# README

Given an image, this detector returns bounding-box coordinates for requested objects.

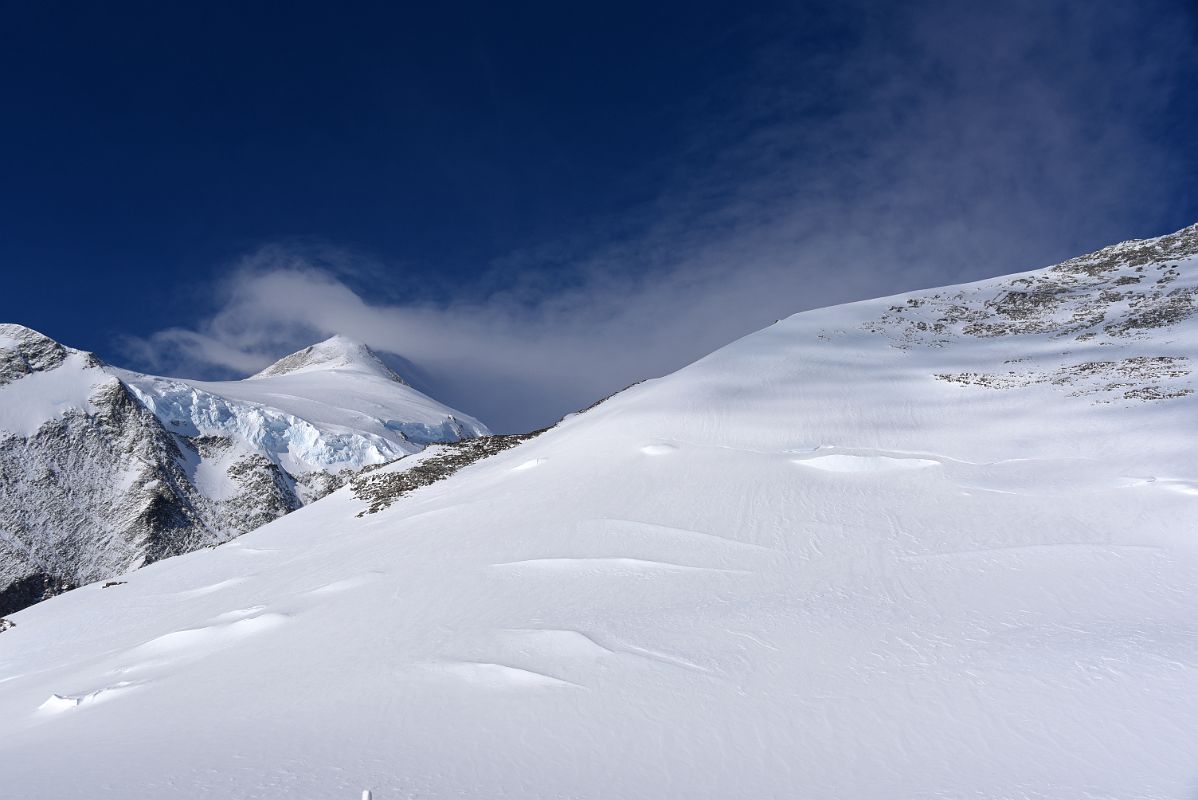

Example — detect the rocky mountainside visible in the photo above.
[2,224,1198,798]
[0,328,487,615]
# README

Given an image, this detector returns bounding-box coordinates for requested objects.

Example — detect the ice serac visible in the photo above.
[2,225,1198,798]
[0,329,487,615]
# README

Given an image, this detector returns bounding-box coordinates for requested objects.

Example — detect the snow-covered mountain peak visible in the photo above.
[0,321,63,344]
[0,323,101,384]
[0,326,488,618]
[0,322,53,347]
[249,335,404,383]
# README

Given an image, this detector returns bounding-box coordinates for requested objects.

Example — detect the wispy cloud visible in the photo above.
[123,1,1197,431]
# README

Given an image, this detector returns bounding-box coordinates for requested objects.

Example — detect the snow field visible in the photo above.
[2,230,1198,797]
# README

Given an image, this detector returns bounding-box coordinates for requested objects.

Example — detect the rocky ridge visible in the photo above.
[853,223,1198,403]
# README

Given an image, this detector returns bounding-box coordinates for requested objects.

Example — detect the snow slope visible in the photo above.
[2,225,1197,798]
[0,329,486,614]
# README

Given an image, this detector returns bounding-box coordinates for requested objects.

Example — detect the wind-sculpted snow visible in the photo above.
[2,225,1198,798]
[0,331,487,615]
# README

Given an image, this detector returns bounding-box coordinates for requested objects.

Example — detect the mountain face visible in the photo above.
[2,225,1198,799]
[0,328,487,615]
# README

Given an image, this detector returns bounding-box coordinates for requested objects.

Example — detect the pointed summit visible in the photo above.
[0,322,101,382]
[249,335,406,383]
[0,323,60,348]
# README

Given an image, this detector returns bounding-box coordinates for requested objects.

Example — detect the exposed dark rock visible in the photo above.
[353,433,543,515]
[935,356,1191,403]
[0,573,75,617]
[0,325,76,386]
[1123,386,1194,400]
[864,224,1198,349]
[1104,289,1197,337]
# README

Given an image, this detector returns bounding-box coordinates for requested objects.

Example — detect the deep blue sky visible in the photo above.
[3,1,1197,429]
[2,2,793,336]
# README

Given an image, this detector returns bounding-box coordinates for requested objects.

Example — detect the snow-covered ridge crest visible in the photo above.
[0,329,488,616]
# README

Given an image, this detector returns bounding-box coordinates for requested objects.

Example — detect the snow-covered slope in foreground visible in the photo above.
[3,225,1198,798]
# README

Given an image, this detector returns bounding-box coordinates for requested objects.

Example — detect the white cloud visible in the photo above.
[123,1,1194,431]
